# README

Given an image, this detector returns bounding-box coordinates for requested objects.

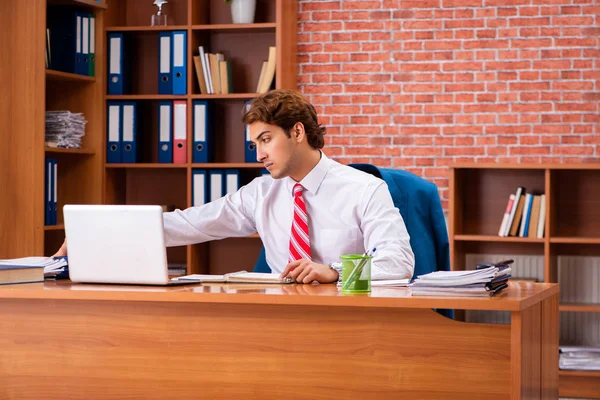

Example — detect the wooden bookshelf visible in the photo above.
[0,1,104,258]
[449,164,600,398]
[46,69,96,82]
[103,0,295,275]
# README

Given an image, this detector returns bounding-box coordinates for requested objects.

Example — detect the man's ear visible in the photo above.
[293,122,305,141]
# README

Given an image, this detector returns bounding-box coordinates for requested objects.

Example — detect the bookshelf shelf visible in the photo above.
[191,23,276,32]
[44,224,65,231]
[106,164,188,169]
[47,0,107,10]
[191,163,263,169]
[453,234,545,243]
[559,370,600,399]
[559,303,600,313]
[105,95,187,101]
[560,370,600,378]
[46,69,96,83]
[190,93,258,100]
[105,25,188,32]
[551,237,600,244]
[45,147,96,155]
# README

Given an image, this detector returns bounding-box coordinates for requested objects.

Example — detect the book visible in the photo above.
[0,256,68,280]
[172,271,293,284]
[257,46,276,93]
[537,194,546,238]
[498,193,515,237]
[527,195,542,238]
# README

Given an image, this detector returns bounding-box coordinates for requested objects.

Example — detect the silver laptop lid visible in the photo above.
[63,204,169,285]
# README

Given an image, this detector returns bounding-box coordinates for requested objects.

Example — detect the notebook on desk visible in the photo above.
[63,204,204,286]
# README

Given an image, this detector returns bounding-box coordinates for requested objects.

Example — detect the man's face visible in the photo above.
[249,122,299,179]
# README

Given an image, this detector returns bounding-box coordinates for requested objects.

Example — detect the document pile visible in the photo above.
[410,262,512,297]
[0,256,68,284]
[45,111,87,149]
[559,346,600,371]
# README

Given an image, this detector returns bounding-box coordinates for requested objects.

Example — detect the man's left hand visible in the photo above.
[280,259,338,284]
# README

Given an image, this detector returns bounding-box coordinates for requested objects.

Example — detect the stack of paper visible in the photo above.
[410,266,511,297]
[560,346,600,371]
[0,256,67,278]
[45,111,87,149]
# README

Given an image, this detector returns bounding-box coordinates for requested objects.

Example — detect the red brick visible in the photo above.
[400,0,440,8]
[519,6,540,16]
[510,146,551,155]
[445,147,486,156]
[443,126,483,134]
[511,38,552,48]
[341,1,381,10]
[443,0,482,6]
[553,16,594,26]
[552,146,594,156]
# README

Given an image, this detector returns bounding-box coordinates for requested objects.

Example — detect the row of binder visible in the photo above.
[192,169,270,207]
[192,169,240,207]
[47,8,96,76]
[158,100,213,164]
[45,159,58,226]
[108,31,187,95]
[107,100,257,164]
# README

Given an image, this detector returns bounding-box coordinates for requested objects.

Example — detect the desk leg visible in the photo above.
[541,293,559,399]
[510,293,559,400]
[511,302,542,400]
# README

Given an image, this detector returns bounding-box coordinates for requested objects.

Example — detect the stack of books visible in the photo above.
[498,186,546,238]
[45,111,87,149]
[559,346,600,371]
[410,263,512,297]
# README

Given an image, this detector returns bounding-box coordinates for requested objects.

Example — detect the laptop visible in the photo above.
[63,204,201,286]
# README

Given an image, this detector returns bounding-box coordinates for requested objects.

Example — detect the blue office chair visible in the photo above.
[253,163,450,280]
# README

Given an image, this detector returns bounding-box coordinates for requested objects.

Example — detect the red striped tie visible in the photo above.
[289,183,311,262]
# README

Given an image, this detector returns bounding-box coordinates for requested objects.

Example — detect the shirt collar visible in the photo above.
[287,151,331,195]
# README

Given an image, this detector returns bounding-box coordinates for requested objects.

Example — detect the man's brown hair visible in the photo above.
[242,89,326,149]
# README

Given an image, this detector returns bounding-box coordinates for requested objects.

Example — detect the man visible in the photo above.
[55,89,414,283]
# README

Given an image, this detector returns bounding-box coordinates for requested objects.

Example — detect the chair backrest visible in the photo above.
[253,164,450,277]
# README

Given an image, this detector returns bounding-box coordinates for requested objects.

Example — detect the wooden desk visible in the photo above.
[0,281,558,399]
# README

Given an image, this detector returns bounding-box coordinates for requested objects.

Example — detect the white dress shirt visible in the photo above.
[163,152,415,280]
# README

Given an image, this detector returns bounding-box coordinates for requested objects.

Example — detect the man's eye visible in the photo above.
[263,138,270,143]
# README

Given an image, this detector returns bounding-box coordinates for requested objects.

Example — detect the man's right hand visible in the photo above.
[53,239,67,257]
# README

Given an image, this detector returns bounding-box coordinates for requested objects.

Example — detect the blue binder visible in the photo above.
[243,101,256,162]
[192,169,208,207]
[172,31,187,95]
[106,101,122,163]
[225,170,240,195]
[209,170,224,202]
[108,33,124,94]
[158,32,172,94]
[80,14,90,76]
[158,101,173,163]
[45,159,52,226]
[51,159,58,225]
[121,102,138,163]
[192,100,212,163]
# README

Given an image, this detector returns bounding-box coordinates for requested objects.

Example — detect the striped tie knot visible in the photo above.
[293,183,304,197]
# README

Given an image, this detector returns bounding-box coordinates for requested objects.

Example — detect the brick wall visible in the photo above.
[296,0,600,209]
